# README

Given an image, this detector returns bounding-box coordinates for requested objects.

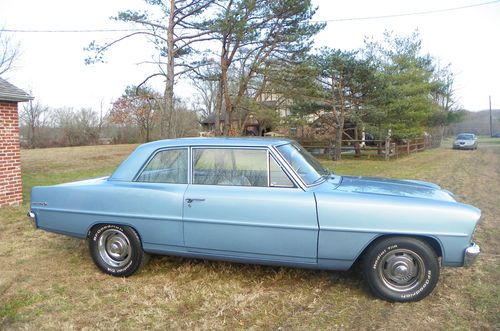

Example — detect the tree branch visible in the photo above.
[136,73,167,91]
[87,31,165,63]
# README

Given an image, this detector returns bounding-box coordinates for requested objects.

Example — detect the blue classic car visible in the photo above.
[28,138,481,302]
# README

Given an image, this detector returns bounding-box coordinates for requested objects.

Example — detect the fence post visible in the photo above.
[384,136,390,160]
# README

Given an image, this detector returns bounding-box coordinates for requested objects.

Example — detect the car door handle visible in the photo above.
[185,198,205,204]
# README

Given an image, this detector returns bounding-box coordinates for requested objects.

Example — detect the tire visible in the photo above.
[89,224,148,277]
[362,237,440,302]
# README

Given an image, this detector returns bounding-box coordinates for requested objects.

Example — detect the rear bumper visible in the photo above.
[463,243,480,267]
[27,211,37,229]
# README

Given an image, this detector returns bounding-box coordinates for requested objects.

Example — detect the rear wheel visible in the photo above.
[89,224,148,277]
[363,237,440,302]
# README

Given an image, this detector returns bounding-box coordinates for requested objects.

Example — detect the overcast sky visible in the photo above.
[1,0,499,112]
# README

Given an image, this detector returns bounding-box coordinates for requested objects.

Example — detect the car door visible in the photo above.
[183,147,318,264]
[130,147,189,247]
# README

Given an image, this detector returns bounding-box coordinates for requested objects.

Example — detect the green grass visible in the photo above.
[0,141,499,330]
[20,144,137,202]
[477,136,500,145]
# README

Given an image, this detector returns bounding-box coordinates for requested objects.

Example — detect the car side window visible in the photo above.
[136,148,188,184]
[193,148,267,186]
[269,156,294,187]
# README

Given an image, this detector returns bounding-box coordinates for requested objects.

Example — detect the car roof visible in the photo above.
[138,137,294,149]
[110,137,294,181]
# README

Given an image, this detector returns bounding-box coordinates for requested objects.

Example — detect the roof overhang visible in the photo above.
[0,77,34,102]
[0,93,34,102]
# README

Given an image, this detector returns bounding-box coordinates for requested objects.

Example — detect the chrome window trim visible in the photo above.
[273,142,326,190]
[269,144,307,190]
[188,146,193,184]
[272,143,327,188]
[132,147,189,183]
[268,153,296,188]
[266,149,271,187]
[190,146,270,188]
[132,144,307,189]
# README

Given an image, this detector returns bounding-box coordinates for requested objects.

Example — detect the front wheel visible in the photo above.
[89,224,148,277]
[363,237,440,302]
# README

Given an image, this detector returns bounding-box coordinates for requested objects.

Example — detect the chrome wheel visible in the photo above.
[364,237,440,301]
[377,248,425,292]
[98,229,132,268]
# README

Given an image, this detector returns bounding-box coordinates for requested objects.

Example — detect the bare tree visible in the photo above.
[86,0,215,138]
[51,107,100,146]
[191,63,220,119]
[0,29,21,76]
[19,101,49,148]
[432,64,457,112]
[110,86,160,142]
[173,99,200,137]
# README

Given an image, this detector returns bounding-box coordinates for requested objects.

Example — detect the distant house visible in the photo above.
[199,92,361,140]
[199,112,232,134]
[310,113,357,140]
[200,112,264,136]
[0,77,33,206]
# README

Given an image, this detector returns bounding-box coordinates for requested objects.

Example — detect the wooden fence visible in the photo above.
[297,137,432,160]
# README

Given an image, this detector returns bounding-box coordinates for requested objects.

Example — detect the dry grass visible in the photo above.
[0,140,498,330]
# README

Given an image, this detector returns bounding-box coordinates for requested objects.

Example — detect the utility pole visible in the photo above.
[489,96,493,137]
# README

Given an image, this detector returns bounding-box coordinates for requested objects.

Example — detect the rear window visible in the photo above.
[136,148,188,184]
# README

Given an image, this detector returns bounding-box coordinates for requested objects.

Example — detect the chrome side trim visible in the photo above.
[463,243,480,267]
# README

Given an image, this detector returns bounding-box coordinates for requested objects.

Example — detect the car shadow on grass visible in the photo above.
[139,254,370,296]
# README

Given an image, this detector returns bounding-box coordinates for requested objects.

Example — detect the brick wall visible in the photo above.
[0,101,22,206]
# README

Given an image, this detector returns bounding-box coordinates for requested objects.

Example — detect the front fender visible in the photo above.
[314,191,481,267]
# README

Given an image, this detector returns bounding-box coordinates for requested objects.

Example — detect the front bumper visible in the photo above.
[453,145,474,149]
[463,243,480,267]
[27,211,37,228]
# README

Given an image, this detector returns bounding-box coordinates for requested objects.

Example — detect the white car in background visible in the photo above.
[453,133,478,150]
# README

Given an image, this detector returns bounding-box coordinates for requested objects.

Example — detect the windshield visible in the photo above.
[457,134,474,140]
[276,143,329,185]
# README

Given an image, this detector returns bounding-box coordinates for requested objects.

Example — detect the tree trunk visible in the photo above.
[438,125,445,148]
[145,121,150,142]
[223,107,232,136]
[333,123,343,161]
[354,126,361,158]
[221,56,232,136]
[161,0,176,139]
[215,76,223,136]
[29,124,35,148]
[384,135,391,160]
[330,75,345,161]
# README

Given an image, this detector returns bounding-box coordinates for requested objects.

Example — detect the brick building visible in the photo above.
[0,77,32,207]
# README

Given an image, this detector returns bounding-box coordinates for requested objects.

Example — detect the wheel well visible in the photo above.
[86,223,143,244]
[356,234,443,265]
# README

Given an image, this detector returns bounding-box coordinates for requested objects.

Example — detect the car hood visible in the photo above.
[331,176,456,202]
[454,139,475,144]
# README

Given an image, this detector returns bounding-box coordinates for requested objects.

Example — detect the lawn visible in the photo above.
[1,139,499,330]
